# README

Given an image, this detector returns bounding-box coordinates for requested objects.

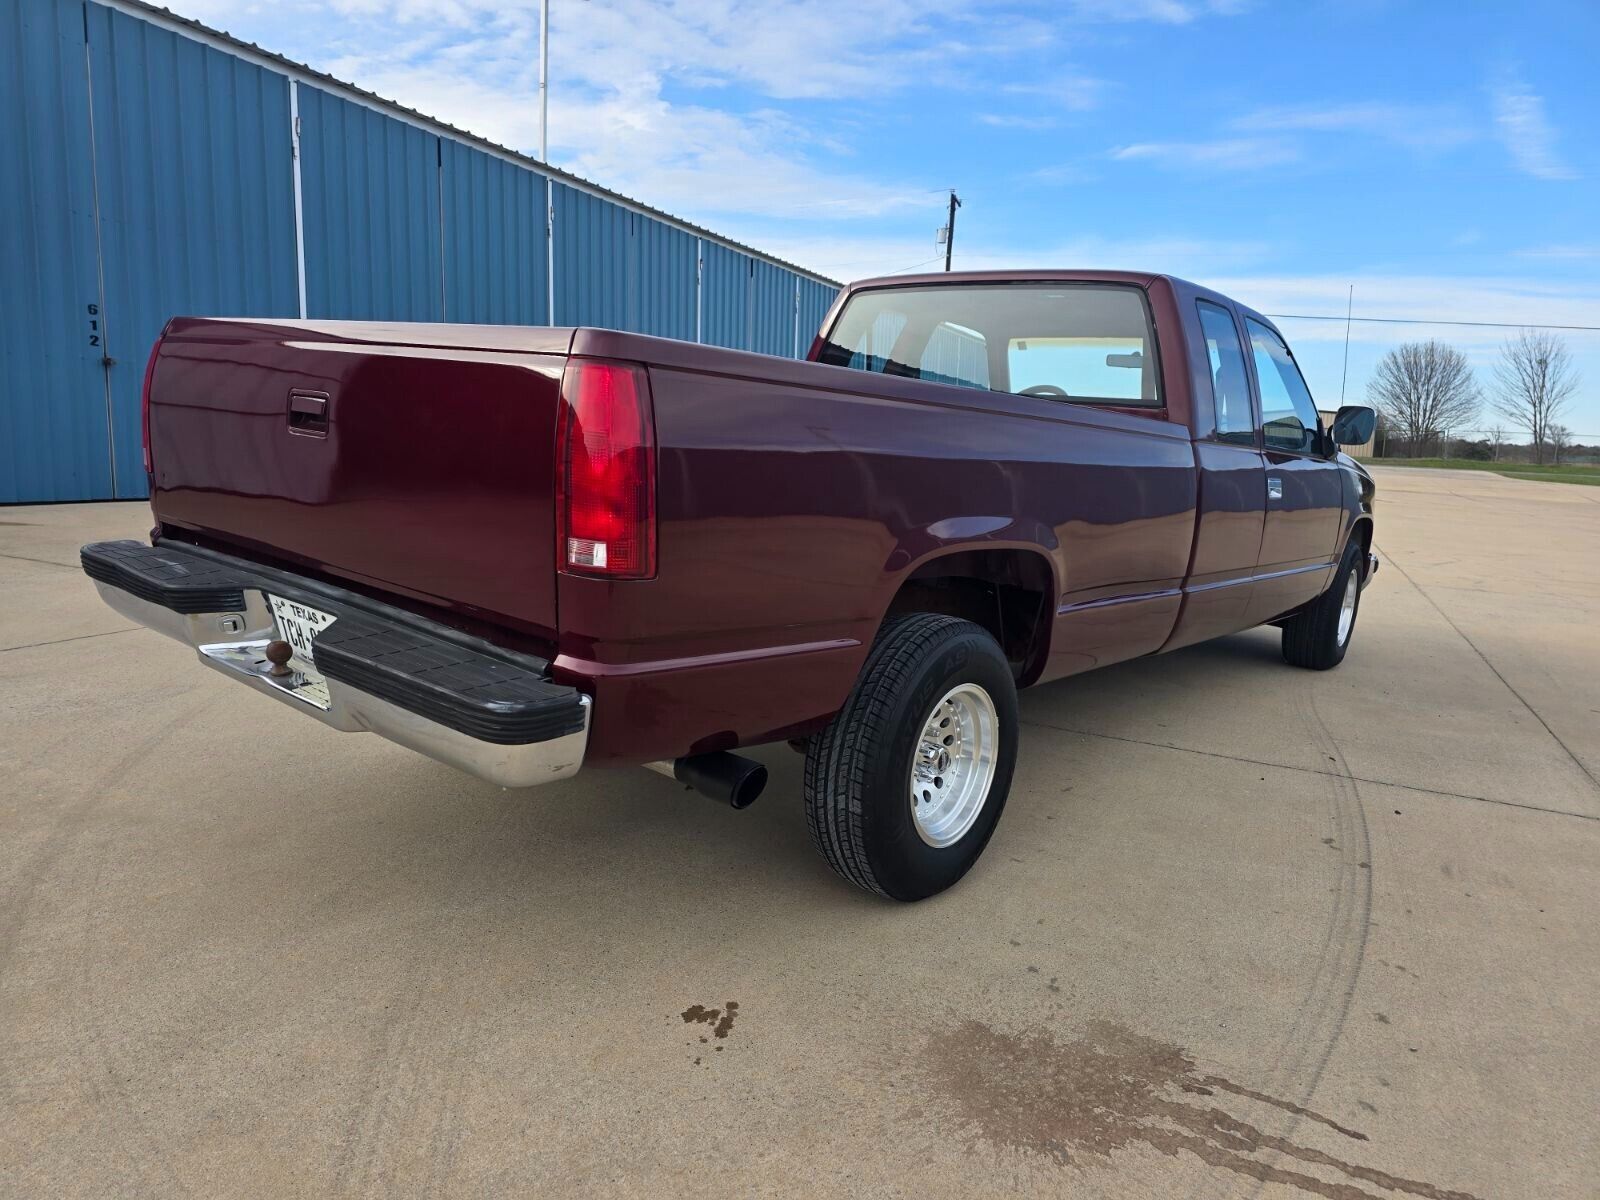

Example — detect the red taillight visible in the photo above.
[557,358,656,578]
[140,338,161,477]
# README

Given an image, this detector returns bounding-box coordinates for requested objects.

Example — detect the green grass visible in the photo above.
[1356,458,1600,486]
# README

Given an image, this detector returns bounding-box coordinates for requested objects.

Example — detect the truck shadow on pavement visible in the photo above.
[918,1017,1483,1200]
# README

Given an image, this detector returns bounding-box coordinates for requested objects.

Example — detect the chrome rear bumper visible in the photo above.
[85,541,589,789]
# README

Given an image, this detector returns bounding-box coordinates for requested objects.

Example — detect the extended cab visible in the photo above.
[83,271,1378,901]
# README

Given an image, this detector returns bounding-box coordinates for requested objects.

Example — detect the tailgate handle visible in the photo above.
[287,390,330,438]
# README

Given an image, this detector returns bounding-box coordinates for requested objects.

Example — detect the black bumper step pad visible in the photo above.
[311,619,585,745]
[81,540,248,614]
[81,539,585,747]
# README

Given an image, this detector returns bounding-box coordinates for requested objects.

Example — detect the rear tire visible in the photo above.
[1281,539,1365,670]
[803,614,1018,902]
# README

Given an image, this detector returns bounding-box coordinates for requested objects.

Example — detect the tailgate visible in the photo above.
[148,318,571,641]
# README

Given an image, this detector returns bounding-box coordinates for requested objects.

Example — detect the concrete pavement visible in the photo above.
[2,467,1597,1198]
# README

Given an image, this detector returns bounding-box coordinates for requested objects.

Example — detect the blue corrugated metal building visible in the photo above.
[1,0,841,503]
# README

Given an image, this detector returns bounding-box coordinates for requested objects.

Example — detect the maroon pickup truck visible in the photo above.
[83,270,1378,901]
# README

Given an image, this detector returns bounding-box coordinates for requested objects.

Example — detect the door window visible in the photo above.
[921,323,990,390]
[1246,318,1322,454]
[1197,301,1255,445]
[846,311,907,374]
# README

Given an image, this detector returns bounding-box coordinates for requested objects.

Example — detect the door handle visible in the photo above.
[287,389,329,438]
[1267,476,1283,501]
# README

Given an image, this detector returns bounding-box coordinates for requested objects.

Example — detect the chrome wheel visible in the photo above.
[1336,570,1359,646]
[910,683,998,848]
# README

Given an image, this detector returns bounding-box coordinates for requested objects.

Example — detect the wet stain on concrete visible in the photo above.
[682,1001,739,1040]
[919,1018,1483,1200]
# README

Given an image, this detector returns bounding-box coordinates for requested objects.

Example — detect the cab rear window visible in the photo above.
[818,283,1162,407]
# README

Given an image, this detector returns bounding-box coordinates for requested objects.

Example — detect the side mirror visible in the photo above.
[1331,405,1376,447]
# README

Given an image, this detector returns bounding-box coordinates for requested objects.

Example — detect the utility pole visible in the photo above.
[943,190,961,271]
[539,0,550,161]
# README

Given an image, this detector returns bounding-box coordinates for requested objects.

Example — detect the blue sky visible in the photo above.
[178,0,1600,435]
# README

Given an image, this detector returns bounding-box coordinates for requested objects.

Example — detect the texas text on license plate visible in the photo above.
[267,594,338,709]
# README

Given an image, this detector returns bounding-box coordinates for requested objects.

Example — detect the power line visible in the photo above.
[1269,312,1600,333]
[888,255,946,274]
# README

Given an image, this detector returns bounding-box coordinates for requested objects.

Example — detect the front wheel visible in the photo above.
[804,614,1018,901]
[1281,538,1365,670]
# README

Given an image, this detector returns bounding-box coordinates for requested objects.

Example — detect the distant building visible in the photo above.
[1320,410,1375,459]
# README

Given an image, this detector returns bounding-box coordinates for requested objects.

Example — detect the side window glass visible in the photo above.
[1246,318,1322,454]
[920,322,989,390]
[1196,301,1254,445]
[847,311,907,374]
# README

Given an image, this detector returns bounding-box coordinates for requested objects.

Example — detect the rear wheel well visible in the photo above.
[883,550,1054,684]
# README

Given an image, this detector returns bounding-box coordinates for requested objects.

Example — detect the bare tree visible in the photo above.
[1549,425,1572,465]
[1366,341,1480,456]
[1493,331,1579,465]
[1488,425,1507,461]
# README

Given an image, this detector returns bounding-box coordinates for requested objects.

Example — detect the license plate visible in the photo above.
[267,594,338,709]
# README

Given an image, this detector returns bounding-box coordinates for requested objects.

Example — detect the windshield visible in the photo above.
[816,283,1162,408]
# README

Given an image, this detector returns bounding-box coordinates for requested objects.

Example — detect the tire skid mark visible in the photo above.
[1019,715,1597,823]
[1381,544,1600,800]
[0,696,210,977]
[913,670,1413,1200]
[331,791,524,1197]
[1,626,140,654]
[417,797,539,1197]
[1267,686,1374,1182]
[12,697,215,1197]
[1203,681,1372,1200]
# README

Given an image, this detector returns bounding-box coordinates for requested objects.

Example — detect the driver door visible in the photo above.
[1243,318,1345,623]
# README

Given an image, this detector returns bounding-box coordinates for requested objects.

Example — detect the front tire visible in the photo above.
[804,614,1018,901]
[1281,538,1365,670]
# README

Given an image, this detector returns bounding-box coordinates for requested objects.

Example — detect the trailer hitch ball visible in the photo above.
[265,640,294,677]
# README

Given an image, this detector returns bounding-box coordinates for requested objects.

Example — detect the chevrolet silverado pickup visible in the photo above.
[82,270,1378,901]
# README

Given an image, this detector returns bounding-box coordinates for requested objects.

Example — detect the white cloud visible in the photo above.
[1490,78,1576,180]
[1519,244,1600,261]
[1067,0,1250,23]
[999,78,1106,113]
[1110,137,1300,170]
[321,0,997,101]
[1027,163,1099,185]
[1233,101,1475,151]
[336,60,932,221]
[978,113,1058,130]
[266,0,1023,231]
